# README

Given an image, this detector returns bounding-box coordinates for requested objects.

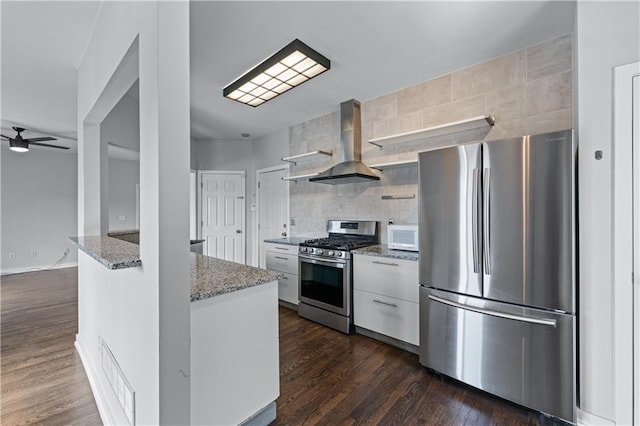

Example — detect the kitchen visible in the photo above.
[1,1,639,425]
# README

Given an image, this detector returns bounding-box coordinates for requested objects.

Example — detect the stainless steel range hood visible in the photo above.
[309,99,380,184]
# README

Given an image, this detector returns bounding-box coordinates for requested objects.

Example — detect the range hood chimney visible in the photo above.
[309,99,380,184]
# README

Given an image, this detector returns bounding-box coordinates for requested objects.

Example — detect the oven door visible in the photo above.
[299,254,350,316]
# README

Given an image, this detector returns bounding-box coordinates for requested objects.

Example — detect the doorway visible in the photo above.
[613,60,640,425]
[256,165,289,268]
[198,170,246,263]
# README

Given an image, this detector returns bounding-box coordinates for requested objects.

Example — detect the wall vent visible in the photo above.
[101,338,135,425]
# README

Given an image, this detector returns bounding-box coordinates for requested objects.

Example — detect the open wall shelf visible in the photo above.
[282,172,320,182]
[368,115,495,148]
[281,150,332,164]
[369,159,418,171]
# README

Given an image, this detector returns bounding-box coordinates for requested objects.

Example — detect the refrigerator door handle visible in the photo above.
[428,294,557,327]
[483,168,491,274]
[472,168,481,273]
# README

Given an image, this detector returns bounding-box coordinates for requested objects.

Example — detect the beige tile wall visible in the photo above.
[289,34,573,240]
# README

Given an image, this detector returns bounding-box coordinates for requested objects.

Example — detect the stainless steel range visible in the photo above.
[298,220,378,333]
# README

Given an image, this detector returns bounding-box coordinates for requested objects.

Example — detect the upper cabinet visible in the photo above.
[368,115,495,148]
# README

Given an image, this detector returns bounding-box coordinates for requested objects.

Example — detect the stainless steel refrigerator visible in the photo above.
[418,129,576,423]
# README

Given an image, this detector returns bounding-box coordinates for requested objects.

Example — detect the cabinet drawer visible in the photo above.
[277,272,299,305]
[353,254,418,303]
[264,243,297,255]
[354,289,419,345]
[265,251,298,275]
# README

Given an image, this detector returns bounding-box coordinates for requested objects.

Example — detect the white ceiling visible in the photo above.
[1,1,576,147]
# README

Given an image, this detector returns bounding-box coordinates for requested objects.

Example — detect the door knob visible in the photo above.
[281,232,287,237]
[236,230,242,234]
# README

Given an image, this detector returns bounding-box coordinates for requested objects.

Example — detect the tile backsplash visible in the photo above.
[290,34,573,242]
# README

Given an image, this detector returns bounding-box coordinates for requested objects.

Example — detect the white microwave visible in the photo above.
[387,224,419,252]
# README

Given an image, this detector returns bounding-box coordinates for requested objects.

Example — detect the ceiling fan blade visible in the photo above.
[28,142,69,150]
[1,134,13,140]
[23,136,57,142]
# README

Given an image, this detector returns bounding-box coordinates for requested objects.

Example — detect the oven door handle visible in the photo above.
[299,254,347,267]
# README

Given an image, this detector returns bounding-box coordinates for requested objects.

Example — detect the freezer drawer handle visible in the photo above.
[373,299,399,308]
[274,247,289,251]
[372,260,399,267]
[274,256,288,261]
[428,295,557,327]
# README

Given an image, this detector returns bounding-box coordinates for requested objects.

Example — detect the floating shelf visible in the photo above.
[281,150,332,164]
[369,115,495,148]
[369,159,418,171]
[282,172,320,182]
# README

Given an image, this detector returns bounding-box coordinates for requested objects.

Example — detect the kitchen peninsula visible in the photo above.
[70,234,281,425]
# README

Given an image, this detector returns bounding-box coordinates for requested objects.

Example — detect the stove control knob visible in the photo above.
[336,252,343,257]
[317,249,323,255]
[302,247,308,252]
[328,250,335,256]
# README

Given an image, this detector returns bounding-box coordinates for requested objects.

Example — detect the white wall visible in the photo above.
[108,158,139,231]
[76,2,191,425]
[0,145,78,274]
[576,1,640,422]
[191,131,289,266]
[101,91,140,152]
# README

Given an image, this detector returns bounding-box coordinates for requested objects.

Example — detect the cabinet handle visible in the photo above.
[373,299,398,308]
[281,275,288,280]
[275,247,288,251]
[275,256,288,260]
[372,260,399,267]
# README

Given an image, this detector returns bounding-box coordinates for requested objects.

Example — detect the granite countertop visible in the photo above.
[70,235,282,302]
[69,235,141,269]
[263,236,308,246]
[190,253,282,302]
[352,244,420,262]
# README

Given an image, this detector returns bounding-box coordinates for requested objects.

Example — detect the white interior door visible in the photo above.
[257,166,289,268]
[200,171,245,263]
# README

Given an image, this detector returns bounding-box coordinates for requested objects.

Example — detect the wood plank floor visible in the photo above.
[2,268,555,425]
[274,307,555,425]
[1,268,101,425]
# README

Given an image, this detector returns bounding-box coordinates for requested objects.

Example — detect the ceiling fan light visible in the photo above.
[9,140,29,152]
[223,39,330,107]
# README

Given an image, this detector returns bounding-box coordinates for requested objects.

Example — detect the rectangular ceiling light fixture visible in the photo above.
[223,39,330,107]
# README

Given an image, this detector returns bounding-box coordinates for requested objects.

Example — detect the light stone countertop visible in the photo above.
[263,237,308,246]
[352,244,420,262]
[69,235,141,269]
[70,235,282,301]
[190,253,282,302]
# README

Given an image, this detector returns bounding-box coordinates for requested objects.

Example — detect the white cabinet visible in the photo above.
[264,242,299,305]
[353,254,419,346]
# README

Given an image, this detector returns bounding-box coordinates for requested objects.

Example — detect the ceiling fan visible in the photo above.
[1,127,69,152]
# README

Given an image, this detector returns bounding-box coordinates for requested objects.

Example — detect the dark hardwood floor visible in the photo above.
[2,268,551,425]
[1,268,101,425]
[275,307,551,425]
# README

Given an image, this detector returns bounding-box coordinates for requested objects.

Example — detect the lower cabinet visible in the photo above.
[264,242,299,305]
[353,254,419,346]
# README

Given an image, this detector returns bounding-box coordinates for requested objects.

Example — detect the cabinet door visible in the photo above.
[265,252,297,275]
[278,272,298,305]
[354,289,419,345]
[353,255,418,303]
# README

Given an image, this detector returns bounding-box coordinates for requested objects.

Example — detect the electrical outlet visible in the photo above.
[8,252,15,260]
[290,217,296,226]
[31,250,37,258]
[119,215,126,221]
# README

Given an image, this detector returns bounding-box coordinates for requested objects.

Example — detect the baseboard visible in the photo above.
[1,261,78,276]
[577,408,615,426]
[74,335,123,426]
[241,401,277,425]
